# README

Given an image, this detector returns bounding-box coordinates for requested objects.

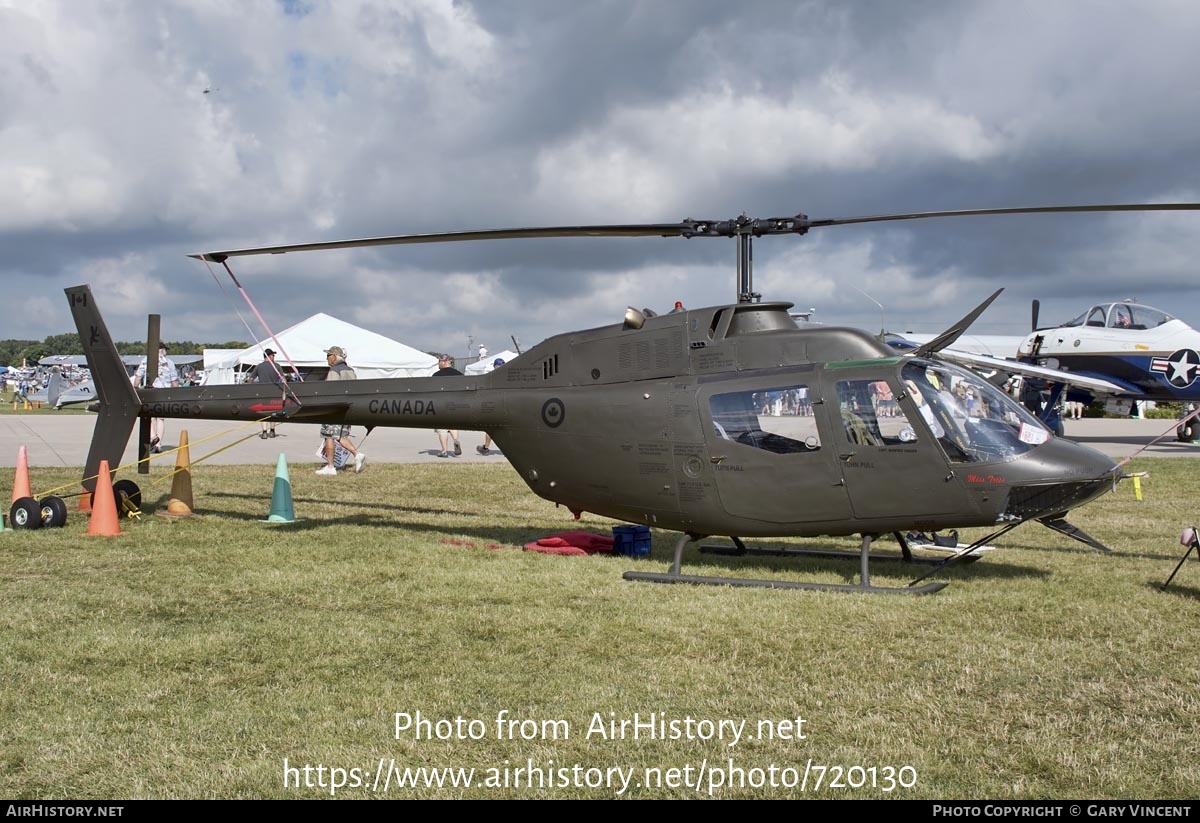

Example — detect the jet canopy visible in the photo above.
[1061,302,1173,330]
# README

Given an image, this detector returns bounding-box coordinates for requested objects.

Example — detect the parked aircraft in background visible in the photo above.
[26,354,203,409]
[930,300,1200,440]
[885,331,1025,359]
[1019,300,1200,400]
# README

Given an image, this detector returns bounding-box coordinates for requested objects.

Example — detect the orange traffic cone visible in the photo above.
[87,460,121,537]
[11,445,31,504]
[78,486,92,511]
[159,430,198,518]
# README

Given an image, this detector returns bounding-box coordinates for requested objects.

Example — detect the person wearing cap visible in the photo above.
[132,341,180,453]
[432,354,463,458]
[317,346,366,475]
[476,357,505,455]
[251,347,285,439]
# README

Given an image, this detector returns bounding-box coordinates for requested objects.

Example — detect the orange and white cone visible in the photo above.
[11,445,31,504]
[87,460,121,537]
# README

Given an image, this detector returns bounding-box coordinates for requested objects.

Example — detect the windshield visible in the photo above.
[1062,306,1104,328]
[900,360,1050,463]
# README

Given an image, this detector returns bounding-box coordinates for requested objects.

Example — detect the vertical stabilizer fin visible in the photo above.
[45,371,63,408]
[66,286,140,492]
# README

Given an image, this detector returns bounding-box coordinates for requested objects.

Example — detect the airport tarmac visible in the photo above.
[0,414,1194,469]
[0,415,509,469]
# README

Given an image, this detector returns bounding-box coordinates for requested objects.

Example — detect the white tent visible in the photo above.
[464,349,520,376]
[200,349,243,385]
[206,313,438,384]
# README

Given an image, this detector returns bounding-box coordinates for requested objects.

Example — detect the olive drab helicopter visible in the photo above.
[51,203,1200,595]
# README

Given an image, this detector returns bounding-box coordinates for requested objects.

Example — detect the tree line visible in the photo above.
[0,335,248,366]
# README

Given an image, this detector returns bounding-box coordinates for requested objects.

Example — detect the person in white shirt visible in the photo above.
[132,341,180,453]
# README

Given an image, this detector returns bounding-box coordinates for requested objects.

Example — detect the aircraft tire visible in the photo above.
[88,479,143,514]
[39,496,69,528]
[1178,422,1197,442]
[112,479,142,513]
[10,497,43,530]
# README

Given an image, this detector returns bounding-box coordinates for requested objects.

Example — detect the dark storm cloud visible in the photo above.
[2,0,1199,354]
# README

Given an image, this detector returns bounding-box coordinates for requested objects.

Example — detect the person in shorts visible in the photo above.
[252,348,285,439]
[432,354,463,457]
[316,346,366,475]
[133,341,180,452]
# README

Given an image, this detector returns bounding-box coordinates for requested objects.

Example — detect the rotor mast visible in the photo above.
[737,218,756,303]
[679,213,812,304]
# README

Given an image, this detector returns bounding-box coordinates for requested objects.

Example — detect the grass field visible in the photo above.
[1,458,1198,799]
[0,390,90,415]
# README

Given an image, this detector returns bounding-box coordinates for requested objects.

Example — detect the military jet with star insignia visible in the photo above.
[988,299,1200,440]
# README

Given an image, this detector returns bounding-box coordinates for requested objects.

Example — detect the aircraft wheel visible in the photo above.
[88,479,143,513]
[1178,422,1197,442]
[10,497,43,530]
[39,496,69,528]
[112,479,142,513]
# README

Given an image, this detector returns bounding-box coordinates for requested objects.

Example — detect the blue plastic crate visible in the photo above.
[612,524,651,557]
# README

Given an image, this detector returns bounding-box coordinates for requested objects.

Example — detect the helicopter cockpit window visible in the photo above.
[709,385,820,454]
[835,380,918,447]
[900,360,1050,463]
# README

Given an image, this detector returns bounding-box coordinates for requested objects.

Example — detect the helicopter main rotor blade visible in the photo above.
[189,224,697,262]
[797,202,1200,230]
[191,203,1200,263]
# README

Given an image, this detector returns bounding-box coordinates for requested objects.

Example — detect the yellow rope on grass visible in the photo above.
[35,416,275,499]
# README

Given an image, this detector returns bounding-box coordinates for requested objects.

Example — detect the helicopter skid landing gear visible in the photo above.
[698,533,980,567]
[623,533,949,595]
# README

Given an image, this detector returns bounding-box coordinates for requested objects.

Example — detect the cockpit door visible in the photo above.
[822,368,970,520]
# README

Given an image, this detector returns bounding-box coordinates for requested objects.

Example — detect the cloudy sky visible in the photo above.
[4,0,1200,360]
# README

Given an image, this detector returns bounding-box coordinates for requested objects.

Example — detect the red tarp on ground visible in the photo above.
[523,531,615,556]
